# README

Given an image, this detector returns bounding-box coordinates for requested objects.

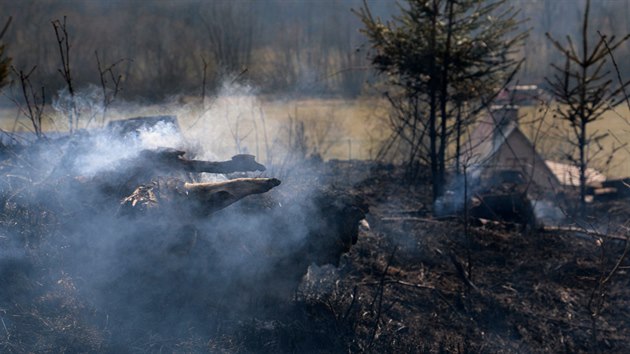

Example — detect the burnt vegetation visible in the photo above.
[6,141,630,353]
[2,0,630,353]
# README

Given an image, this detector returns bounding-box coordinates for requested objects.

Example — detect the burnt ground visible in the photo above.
[2,159,630,353]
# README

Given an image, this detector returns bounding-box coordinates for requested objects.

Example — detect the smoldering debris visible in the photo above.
[0,116,368,351]
[4,139,630,352]
[435,170,565,228]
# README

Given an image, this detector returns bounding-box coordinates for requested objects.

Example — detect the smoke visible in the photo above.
[52,85,105,127]
[433,168,480,217]
[69,131,137,177]
[185,80,271,160]
[530,199,565,227]
[0,80,359,350]
[435,167,568,228]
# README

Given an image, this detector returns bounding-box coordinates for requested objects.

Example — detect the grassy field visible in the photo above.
[520,105,630,178]
[0,96,391,162]
[2,97,630,178]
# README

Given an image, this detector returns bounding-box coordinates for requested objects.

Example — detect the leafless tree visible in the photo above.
[10,66,45,138]
[546,0,630,211]
[52,17,77,132]
[94,51,126,126]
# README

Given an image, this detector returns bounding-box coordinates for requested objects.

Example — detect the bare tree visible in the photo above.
[52,17,77,132]
[546,0,630,211]
[199,1,254,77]
[94,51,126,126]
[10,66,45,138]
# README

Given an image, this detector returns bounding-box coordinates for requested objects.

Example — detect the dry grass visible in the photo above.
[520,104,630,178]
[0,97,390,162]
[1,98,630,177]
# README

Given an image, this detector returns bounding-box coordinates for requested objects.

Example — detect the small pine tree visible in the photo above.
[357,0,527,201]
[546,0,630,211]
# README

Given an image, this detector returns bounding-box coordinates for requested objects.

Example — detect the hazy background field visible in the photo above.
[520,105,630,179]
[0,95,390,162]
[3,97,630,178]
[2,0,630,177]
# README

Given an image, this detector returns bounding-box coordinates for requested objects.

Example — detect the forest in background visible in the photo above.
[1,0,630,101]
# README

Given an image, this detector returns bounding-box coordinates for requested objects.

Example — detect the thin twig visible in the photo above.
[368,247,397,349]
[0,316,9,339]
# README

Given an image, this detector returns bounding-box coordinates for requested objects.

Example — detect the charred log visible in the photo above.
[0,121,370,325]
[135,148,266,174]
[301,190,369,265]
[92,149,267,199]
[470,192,535,227]
[120,176,281,218]
[94,184,369,325]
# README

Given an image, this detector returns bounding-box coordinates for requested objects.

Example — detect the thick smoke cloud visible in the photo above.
[0,82,362,350]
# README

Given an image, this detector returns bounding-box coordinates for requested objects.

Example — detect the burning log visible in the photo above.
[120,177,281,217]
[1,116,370,322]
[115,176,366,301]
[297,190,368,265]
[134,148,266,174]
[90,149,267,199]
[103,184,368,319]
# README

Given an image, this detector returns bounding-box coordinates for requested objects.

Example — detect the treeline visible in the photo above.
[1,0,388,100]
[515,0,630,84]
[0,0,629,101]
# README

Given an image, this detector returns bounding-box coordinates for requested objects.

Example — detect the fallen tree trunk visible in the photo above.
[138,148,266,174]
[542,225,629,242]
[90,149,268,199]
[0,119,371,322]
[121,177,281,217]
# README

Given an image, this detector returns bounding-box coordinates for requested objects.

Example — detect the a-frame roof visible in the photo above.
[464,109,561,190]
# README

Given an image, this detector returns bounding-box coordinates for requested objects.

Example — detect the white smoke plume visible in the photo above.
[0,78,362,351]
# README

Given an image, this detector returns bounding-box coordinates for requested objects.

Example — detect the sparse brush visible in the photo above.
[9,66,45,139]
[0,16,11,89]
